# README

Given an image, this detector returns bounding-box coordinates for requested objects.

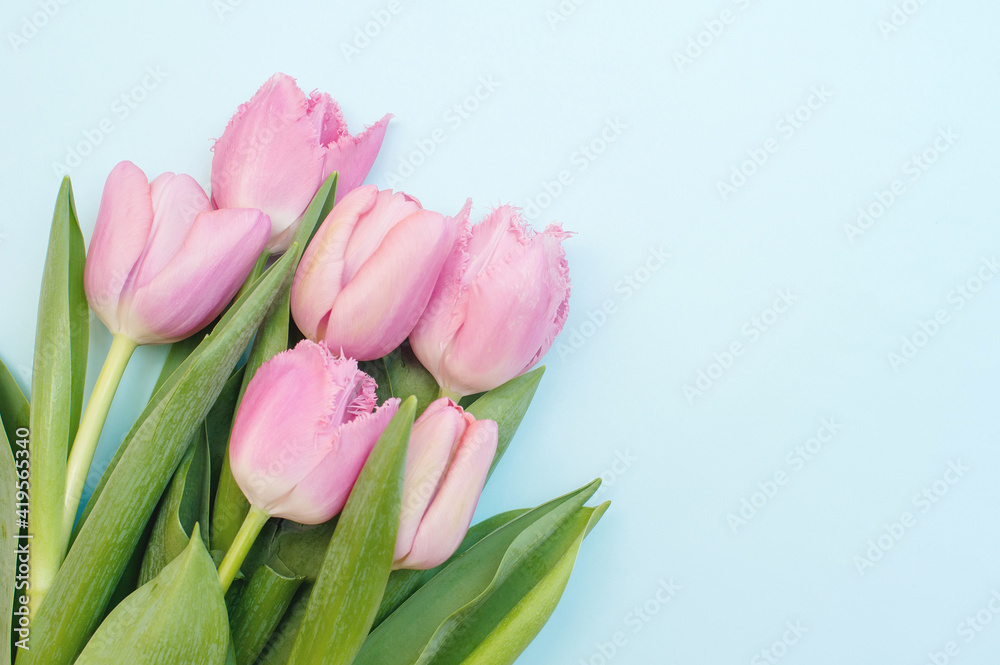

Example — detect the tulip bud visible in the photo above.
[394,397,498,570]
[229,340,400,524]
[410,205,571,396]
[84,160,270,345]
[211,72,391,253]
[290,186,465,361]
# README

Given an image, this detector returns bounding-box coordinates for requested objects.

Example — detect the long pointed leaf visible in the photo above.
[288,396,416,664]
[26,177,88,614]
[20,248,298,665]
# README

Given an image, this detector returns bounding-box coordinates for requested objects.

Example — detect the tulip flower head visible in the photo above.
[229,340,400,524]
[84,160,271,346]
[410,205,571,396]
[211,72,391,253]
[291,185,465,361]
[394,398,498,570]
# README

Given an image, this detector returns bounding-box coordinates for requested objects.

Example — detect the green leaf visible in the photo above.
[465,366,545,479]
[256,584,312,665]
[206,369,244,503]
[457,503,609,665]
[139,428,211,584]
[26,177,88,615]
[361,342,439,415]
[1,416,18,665]
[269,518,338,581]
[152,330,208,395]
[288,397,416,665]
[20,248,298,665]
[354,479,601,665]
[0,356,29,456]
[213,172,338,555]
[374,509,530,627]
[74,526,229,665]
[230,562,304,665]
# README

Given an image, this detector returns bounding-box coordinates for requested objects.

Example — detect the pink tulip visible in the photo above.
[394,398,498,570]
[228,340,400,524]
[290,185,465,361]
[84,160,270,345]
[410,205,571,396]
[211,72,391,253]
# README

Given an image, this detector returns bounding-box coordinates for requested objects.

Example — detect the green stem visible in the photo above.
[211,449,250,554]
[218,505,270,593]
[437,386,464,402]
[61,333,138,551]
[235,250,270,303]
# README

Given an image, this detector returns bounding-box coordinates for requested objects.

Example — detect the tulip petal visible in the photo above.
[394,399,469,561]
[323,209,457,360]
[306,90,347,146]
[291,185,379,340]
[398,418,498,569]
[409,200,472,382]
[463,205,530,286]
[84,161,153,332]
[442,225,569,395]
[229,342,350,511]
[270,397,401,523]
[134,173,212,288]
[211,73,326,248]
[124,208,269,344]
[342,189,422,283]
[525,225,572,368]
[323,113,392,204]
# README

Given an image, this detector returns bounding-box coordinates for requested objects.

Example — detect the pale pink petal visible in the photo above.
[323,210,456,360]
[211,73,326,249]
[306,90,346,146]
[441,238,560,395]
[229,341,348,511]
[290,185,378,340]
[270,397,401,523]
[398,418,498,569]
[322,113,392,204]
[84,161,153,333]
[394,399,469,561]
[134,173,211,288]
[463,205,530,286]
[342,189,422,283]
[123,208,269,344]
[409,200,472,385]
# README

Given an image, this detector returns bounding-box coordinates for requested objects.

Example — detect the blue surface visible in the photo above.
[3,1,1000,663]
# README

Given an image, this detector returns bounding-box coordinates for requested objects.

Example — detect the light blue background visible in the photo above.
[2,1,1000,663]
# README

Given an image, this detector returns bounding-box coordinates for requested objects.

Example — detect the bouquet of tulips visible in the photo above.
[0,73,607,664]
